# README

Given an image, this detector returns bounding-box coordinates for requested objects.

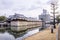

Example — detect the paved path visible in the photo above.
[24,25,58,40]
[58,24,60,40]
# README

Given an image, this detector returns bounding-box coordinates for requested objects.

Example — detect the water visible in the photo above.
[0,32,15,40]
[16,28,39,40]
[0,28,40,40]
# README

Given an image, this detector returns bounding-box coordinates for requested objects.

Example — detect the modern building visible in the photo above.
[39,9,51,28]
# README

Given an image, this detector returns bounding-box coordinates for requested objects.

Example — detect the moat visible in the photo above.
[0,27,40,40]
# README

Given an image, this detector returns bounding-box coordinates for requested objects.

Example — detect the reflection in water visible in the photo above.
[16,28,39,40]
[0,28,39,40]
[0,32,15,40]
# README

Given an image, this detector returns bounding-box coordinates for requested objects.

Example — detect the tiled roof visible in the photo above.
[8,14,41,21]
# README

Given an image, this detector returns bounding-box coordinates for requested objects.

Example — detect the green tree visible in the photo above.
[0,16,6,21]
[56,15,60,23]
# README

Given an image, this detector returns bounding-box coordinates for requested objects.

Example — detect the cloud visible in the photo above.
[0,0,48,10]
[0,0,13,9]
[0,0,50,17]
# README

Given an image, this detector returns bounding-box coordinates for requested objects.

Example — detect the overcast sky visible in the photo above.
[0,0,59,18]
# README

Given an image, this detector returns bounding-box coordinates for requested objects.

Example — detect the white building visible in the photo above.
[8,13,42,31]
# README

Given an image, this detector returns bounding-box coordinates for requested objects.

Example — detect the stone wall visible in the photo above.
[11,21,42,31]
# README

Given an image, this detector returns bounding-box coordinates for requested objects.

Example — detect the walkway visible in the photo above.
[24,25,58,40]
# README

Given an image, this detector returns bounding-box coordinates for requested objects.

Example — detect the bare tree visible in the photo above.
[49,0,59,33]
[50,0,58,29]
